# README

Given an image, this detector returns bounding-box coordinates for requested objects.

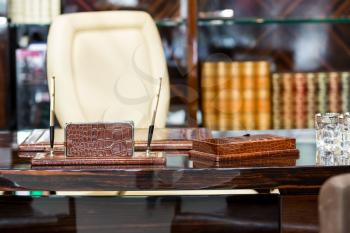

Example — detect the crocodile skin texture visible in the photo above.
[190,134,299,162]
[192,134,296,155]
[65,123,133,157]
[192,154,298,167]
[189,148,299,162]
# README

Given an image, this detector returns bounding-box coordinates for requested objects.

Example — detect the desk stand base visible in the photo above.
[31,152,165,166]
[189,149,299,162]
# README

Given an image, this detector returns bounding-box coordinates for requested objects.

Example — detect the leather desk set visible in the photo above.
[30,122,165,166]
[18,125,299,168]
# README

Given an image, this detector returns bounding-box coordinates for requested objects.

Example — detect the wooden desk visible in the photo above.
[0,129,348,233]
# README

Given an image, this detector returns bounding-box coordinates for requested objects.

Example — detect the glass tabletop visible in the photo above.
[1,129,349,192]
[0,129,318,170]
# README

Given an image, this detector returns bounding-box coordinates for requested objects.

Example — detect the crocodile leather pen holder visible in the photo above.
[65,122,134,157]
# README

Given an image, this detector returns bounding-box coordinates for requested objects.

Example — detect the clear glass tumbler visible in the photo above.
[340,113,350,165]
[315,113,342,165]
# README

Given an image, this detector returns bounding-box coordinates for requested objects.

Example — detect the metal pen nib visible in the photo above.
[146,148,151,157]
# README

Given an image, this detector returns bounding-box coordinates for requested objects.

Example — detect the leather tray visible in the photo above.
[189,134,299,162]
[31,164,166,169]
[191,157,297,168]
[190,149,299,162]
[30,151,165,166]
[19,128,212,152]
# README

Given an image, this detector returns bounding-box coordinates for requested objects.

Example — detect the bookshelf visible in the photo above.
[9,24,50,129]
[199,17,350,25]
[194,1,350,130]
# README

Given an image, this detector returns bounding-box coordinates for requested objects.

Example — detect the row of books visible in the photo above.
[8,0,60,24]
[201,61,271,130]
[201,61,350,130]
[273,72,350,129]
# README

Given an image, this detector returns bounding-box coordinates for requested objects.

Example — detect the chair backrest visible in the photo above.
[47,11,170,128]
[319,173,350,233]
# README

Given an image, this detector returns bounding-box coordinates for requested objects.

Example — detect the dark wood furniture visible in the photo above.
[0,1,10,129]
[0,129,348,233]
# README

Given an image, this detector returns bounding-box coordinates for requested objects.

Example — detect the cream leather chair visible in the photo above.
[47,11,170,128]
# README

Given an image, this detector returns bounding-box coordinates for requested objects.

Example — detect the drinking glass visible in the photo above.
[340,113,350,165]
[315,113,341,165]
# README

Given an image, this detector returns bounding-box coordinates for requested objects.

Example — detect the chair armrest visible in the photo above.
[319,173,350,233]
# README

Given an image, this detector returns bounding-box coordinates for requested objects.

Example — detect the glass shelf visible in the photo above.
[156,19,184,27]
[156,17,350,27]
[198,17,350,26]
[9,23,50,28]
[9,18,350,28]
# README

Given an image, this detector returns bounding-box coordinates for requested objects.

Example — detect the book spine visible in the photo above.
[217,62,230,130]
[9,0,18,23]
[51,0,61,20]
[341,72,350,113]
[255,61,271,130]
[242,62,256,130]
[295,72,307,128]
[229,62,243,130]
[306,73,317,128]
[24,0,32,24]
[329,72,340,113]
[201,62,218,130]
[317,72,328,113]
[272,73,282,129]
[282,73,294,129]
[40,0,51,24]
[32,0,40,24]
[10,0,24,23]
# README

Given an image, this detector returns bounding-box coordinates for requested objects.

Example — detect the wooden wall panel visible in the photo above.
[281,195,319,233]
[0,0,9,129]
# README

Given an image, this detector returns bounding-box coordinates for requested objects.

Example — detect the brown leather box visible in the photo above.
[65,122,134,157]
[189,134,299,162]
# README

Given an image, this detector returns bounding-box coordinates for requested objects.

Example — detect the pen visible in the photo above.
[50,76,55,152]
[146,78,162,156]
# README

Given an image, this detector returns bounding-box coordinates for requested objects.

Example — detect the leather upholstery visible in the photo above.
[319,173,350,233]
[47,11,170,128]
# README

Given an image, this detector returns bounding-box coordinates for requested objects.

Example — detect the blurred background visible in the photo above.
[0,0,349,130]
